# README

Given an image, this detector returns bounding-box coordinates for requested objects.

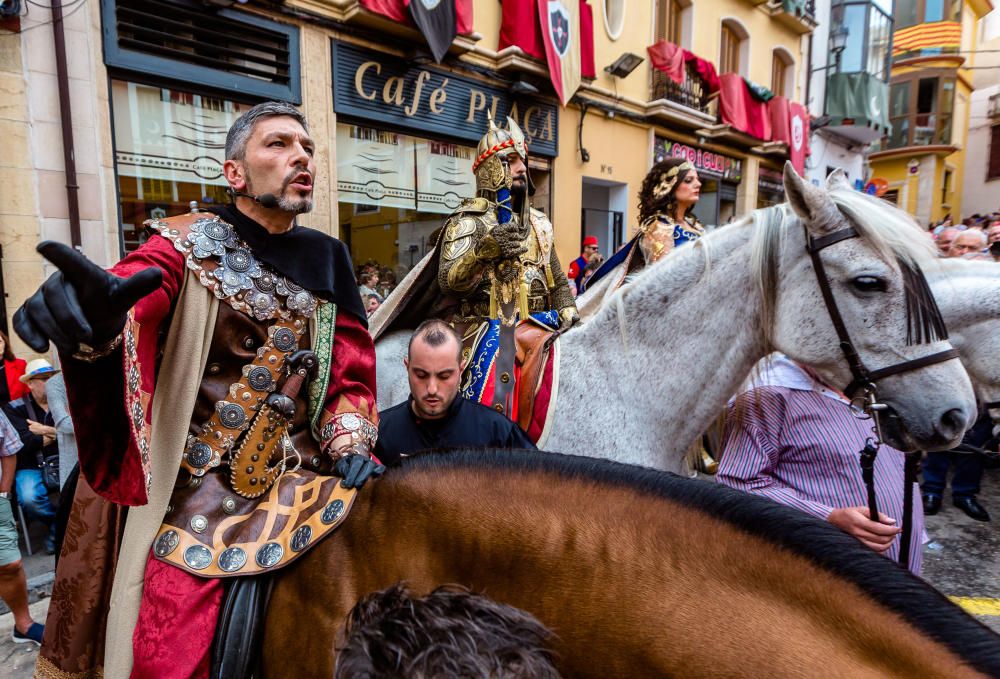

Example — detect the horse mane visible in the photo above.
[397,449,1000,676]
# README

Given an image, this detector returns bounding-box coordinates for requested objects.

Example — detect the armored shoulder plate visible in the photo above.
[450,197,492,217]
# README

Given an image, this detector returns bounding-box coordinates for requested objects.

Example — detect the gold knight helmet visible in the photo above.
[472,115,529,197]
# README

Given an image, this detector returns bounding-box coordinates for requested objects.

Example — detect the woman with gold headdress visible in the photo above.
[583,158,704,293]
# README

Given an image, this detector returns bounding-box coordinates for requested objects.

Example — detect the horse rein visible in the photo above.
[805,224,959,564]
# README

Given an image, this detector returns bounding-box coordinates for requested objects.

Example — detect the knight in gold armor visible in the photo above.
[371,117,577,420]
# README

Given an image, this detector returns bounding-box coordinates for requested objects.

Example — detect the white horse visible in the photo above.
[375,164,976,474]
[927,257,1000,420]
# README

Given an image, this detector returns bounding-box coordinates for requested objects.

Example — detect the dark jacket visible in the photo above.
[375,395,537,466]
[3,393,56,471]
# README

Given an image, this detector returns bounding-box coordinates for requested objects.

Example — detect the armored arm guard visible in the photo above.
[547,242,579,329]
[437,199,492,295]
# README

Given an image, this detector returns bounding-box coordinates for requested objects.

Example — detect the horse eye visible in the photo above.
[852,276,886,293]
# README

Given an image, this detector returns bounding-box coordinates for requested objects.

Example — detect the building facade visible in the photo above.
[0,0,814,357]
[805,0,892,188]
[961,9,1000,216]
[868,0,993,226]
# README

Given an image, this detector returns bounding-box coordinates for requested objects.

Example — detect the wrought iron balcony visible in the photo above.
[651,66,711,115]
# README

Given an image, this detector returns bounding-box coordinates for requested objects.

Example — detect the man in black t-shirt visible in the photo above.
[375,320,536,466]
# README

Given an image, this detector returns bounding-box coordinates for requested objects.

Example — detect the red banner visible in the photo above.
[580,0,595,79]
[537,0,581,105]
[788,101,810,174]
[719,73,771,141]
[648,40,685,85]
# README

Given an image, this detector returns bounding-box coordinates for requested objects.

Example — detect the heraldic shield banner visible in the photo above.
[537,0,580,105]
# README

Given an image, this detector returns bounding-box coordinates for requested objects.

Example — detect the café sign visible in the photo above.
[654,137,742,182]
[333,41,558,158]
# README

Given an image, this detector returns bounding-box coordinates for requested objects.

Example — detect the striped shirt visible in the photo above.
[0,409,22,458]
[717,355,923,574]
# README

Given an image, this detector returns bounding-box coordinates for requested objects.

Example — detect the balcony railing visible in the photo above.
[651,66,711,114]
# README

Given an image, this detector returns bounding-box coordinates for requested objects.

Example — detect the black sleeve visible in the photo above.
[373,407,403,468]
[505,422,538,451]
[2,403,42,457]
[373,435,401,468]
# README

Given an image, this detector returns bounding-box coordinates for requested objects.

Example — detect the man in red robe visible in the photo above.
[15,102,382,678]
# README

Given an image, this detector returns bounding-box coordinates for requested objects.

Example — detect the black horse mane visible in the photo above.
[398,448,1000,674]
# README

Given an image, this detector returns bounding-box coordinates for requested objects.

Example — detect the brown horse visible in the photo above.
[263,450,1000,677]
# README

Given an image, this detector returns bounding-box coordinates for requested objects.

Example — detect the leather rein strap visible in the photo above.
[804,225,959,398]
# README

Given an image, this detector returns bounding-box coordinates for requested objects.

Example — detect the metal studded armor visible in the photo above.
[147,213,371,577]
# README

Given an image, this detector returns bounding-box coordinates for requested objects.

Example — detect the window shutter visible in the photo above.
[102,0,300,103]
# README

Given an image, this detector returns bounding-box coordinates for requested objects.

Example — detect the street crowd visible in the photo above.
[2,100,998,677]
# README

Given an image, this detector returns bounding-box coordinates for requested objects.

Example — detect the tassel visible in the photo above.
[519,276,530,319]
[545,263,555,288]
[489,277,498,319]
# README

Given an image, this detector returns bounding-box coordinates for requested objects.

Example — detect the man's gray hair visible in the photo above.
[225,101,309,161]
[408,319,463,363]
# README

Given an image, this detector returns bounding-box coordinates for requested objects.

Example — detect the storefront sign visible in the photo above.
[333,41,558,158]
[757,167,784,197]
[653,137,742,182]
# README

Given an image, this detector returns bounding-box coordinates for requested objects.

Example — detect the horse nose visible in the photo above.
[936,407,968,443]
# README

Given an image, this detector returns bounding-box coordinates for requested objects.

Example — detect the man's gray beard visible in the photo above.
[277,194,313,214]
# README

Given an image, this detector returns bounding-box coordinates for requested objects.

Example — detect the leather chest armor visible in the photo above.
[145,213,357,578]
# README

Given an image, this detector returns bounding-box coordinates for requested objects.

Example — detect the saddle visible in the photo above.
[514,321,557,437]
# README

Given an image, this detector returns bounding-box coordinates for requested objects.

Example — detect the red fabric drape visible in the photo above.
[647,40,685,85]
[719,73,771,140]
[768,95,792,145]
[364,0,473,35]
[499,0,545,58]
[789,101,810,174]
[580,0,596,79]
[683,50,720,94]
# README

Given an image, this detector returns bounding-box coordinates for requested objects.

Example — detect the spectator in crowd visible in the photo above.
[567,236,600,293]
[376,268,397,299]
[579,256,604,292]
[364,293,382,317]
[375,319,536,466]
[988,219,1000,241]
[922,413,992,522]
[0,409,44,645]
[335,583,560,679]
[44,373,76,490]
[3,359,59,554]
[936,226,960,256]
[0,330,28,406]
[358,270,379,299]
[717,354,921,573]
[949,228,987,258]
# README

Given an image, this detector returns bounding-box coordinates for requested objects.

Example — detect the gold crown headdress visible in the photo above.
[651,160,696,201]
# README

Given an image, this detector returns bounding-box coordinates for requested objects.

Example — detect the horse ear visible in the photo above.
[825,168,851,191]
[783,161,839,233]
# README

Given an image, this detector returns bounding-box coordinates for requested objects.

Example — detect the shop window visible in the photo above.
[603,0,626,40]
[102,0,301,103]
[337,123,479,280]
[988,126,1000,180]
[110,79,253,252]
[720,19,748,76]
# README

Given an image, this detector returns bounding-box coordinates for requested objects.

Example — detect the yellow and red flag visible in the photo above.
[892,21,961,56]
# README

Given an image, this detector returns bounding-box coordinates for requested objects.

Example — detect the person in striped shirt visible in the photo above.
[716,354,923,574]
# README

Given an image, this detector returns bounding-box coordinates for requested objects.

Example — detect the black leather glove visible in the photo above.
[334,453,385,490]
[14,241,162,355]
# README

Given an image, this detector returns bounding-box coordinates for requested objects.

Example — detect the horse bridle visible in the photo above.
[806,224,960,569]
[804,224,960,409]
